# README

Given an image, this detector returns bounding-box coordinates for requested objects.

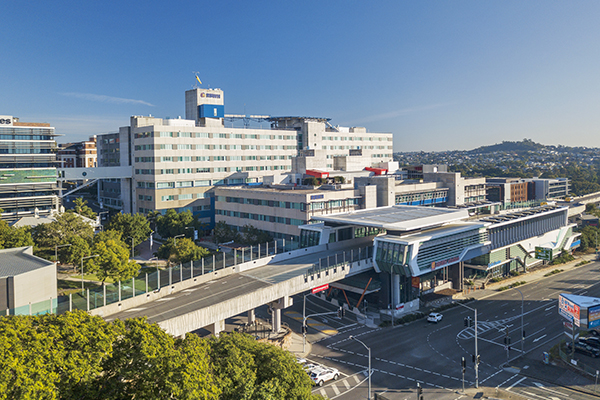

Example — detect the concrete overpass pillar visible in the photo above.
[248,309,255,324]
[268,296,293,334]
[391,273,400,306]
[272,308,281,333]
[207,319,225,337]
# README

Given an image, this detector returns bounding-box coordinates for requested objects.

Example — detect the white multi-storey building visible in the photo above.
[98,87,393,227]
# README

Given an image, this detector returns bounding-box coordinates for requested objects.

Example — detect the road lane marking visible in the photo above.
[533,334,547,343]
[545,305,554,311]
[506,376,527,391]
[353,375,360,384]
[319,389,326,397]
[521,391,551,399]
[343,380,350,389]
[533,381,569,396]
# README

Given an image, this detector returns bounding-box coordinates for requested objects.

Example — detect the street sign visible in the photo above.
[311,284,329,294]
[535,246,553,261]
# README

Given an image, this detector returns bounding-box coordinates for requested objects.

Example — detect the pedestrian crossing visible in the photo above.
[312,372,365,399]
[285,310,338,335]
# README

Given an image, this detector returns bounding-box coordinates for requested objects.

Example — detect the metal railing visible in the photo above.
[304,246,373,281]
[1,238,297,317]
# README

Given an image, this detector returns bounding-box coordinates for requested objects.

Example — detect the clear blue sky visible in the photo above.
[2,1,600,151]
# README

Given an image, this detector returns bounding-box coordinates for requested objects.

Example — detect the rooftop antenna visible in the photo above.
[192,71,202,89]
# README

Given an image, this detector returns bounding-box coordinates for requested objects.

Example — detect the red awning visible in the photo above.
[364,167,388,175]
[306,169,330,178]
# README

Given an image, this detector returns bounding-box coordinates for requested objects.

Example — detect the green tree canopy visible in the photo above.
[213,221,241,244]
[155,209,196,239]
[156,237,209,264]
[241,224,273,246]
[0,220,33,249]
[105,213,152,251]
[89,239,139,283]
[0,314,318,400]
[70,197,97,220]
[32,212,94,249]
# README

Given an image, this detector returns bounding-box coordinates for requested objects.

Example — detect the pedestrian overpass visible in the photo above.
[79,204,579,337]
[94,239,375,336]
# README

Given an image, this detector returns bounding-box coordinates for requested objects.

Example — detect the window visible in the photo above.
[195,180,211,186]
[156,182,174,189]
[176,181,193,187]
[178,194,193,200]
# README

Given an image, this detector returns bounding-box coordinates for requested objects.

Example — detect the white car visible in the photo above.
[427,312,443,323]
[310,367,340,386]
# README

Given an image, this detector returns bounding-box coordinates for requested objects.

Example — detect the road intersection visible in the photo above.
[283,259,600,399]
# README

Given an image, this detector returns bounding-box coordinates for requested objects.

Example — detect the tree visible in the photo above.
[213,221,241,244]
[62,234,91,267]
[0,220,33,249]
[241,224,273,246]
[156,237,209,264]
[32,212,94,249]
[208,333,319,400]
[155,209,196,239]
[71,197,97,220]
[89,239,139,283]
[105,213,152,251]
[0,314,318,400]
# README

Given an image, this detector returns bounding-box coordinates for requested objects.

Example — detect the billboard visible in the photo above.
[559,294,580,327]
[589,304,600,329]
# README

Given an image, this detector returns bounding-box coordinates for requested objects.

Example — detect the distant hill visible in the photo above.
[468,138,545,154]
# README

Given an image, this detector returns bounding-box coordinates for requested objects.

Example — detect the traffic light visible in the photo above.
[461,357,466,373]
[476,355,480,365]
[337,307,345,319]
[417,382,422,396]
[523,330,526,339]
[472,354,476,363]
[464,316,472,327]
[302,325,307,334]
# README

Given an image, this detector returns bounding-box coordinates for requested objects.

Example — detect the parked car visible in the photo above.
[427,312,443,323]
[580,337,600,350]
[566,341,600,358]
[310,367,340,386]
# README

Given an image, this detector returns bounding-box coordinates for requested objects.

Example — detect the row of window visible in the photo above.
[216,209,306,225]
[135,165,291,175]
[134,155,293,163]
[217,196,361,211]
[135,131,296,140]
[322,145,392,150]
[134,143,296,151]
[371,154,392,158]
[322,136,392,142]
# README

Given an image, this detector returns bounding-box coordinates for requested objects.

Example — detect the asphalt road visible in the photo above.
[300,260,600,400]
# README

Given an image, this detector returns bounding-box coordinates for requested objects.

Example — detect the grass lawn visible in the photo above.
[69,273,115,284]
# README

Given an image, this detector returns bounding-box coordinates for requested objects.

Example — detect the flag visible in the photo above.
[196,75,202,84]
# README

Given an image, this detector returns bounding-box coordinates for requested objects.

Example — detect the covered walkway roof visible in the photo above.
[312,205,469,231]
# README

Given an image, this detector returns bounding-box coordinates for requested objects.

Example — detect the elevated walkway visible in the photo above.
[97,242,374,337]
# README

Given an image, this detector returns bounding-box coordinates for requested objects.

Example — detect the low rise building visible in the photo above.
[0,246,57,314]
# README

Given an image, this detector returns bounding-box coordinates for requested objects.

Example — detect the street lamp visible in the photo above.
[54,243,71,264]
[174,233,185,247]
[128,236,135,259]
[81,254,99,293]
[455,301,479,388]
[349,335,371,400]
[512,287,525,356]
